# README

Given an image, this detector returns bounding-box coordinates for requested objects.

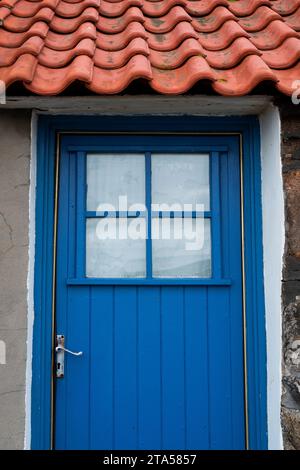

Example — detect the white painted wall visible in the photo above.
[260,105,284,450]
[24,111,37,449]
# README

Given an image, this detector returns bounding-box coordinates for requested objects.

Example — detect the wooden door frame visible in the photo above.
[31,115,267,450]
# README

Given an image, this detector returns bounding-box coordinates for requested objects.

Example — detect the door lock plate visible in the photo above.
[56,335,65,378]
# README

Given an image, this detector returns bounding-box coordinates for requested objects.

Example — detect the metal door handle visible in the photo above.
[55,335,83,378]
[55,345,83,356]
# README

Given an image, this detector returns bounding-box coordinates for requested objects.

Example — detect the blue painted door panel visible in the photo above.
[54,135,245,450]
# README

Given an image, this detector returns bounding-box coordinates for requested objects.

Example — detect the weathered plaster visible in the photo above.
[260,105,284,449]
[24,111,37,449]
[0,109,31,449]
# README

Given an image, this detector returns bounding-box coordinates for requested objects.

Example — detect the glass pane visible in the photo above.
[86,218,146,278]
[87,153,145,211]
[152,218,211,278]
[152,154,210,210]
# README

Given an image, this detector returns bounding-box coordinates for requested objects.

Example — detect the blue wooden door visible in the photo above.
[54,134,245,450]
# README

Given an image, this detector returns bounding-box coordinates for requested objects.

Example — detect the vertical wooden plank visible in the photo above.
[55,150,75,449]
[207,287,232,449]
[184,286,210,449]
[138,286,161,449]
[65,286,90,449]
[90,286,114,449]
[161,286,185,449]
[227,142,246,449]
[76,151,86,278]
[114,286,138,449]
[229,284,246,449]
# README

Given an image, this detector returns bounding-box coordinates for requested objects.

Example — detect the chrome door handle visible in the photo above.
[55,345,83,356]
[55,334,83,378]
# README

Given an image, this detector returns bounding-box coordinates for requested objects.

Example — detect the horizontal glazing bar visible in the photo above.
[85,211,212,218]
[68,145,228,152]
[85,211,147,218]
[67,278,232,286]
[151,211,211,218]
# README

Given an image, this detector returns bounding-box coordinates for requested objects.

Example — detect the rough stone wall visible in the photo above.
[280,103,300,450]
[0,110,31,449]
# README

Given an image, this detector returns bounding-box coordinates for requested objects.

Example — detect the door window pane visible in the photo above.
[86,218,146,278]
[87,153,145,211]
[152,218,211,278]
[85,152,213,279]
[152,154,210,210]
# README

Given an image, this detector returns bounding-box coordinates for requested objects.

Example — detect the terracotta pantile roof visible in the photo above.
[0,0,300,95]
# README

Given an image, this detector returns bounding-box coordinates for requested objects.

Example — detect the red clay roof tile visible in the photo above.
[204,37,260,69]
[228,0,272,17]
[151,55,215,94]
[0,53,38,86]
[149,37,205,70]
[212,55,278,95]
[0,35,44,66]
[191,6,235,33]
[271,0,300,16]
[50,7,98,33]
[39,37,95,67]
[45,22,96,49]
[275,61,300,94]
[143,0,186,17]
[198,20,250,50]
[249,19,299,49]
[285,7,300,32]
[12,0,60,18]
[95,21,147,50]
[100,0,143,18]
[0,7,13,23]
[3,8,54,32]
[0,20,49,46]
[56,0,100,18]
[143,6,192,34]
[25,55,93,94]
[94,37,149,69]
[87,54,152,93]
[185,0,228,16]
[1,0,19,9]
[147,21,198,51]
[96,7,144,33]
[0,0,299,96]
[261,37,300,68]
[237,6,282,32]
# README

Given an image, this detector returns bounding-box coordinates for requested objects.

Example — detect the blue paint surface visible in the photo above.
[32,116,267,450]
[54,134,244,449]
